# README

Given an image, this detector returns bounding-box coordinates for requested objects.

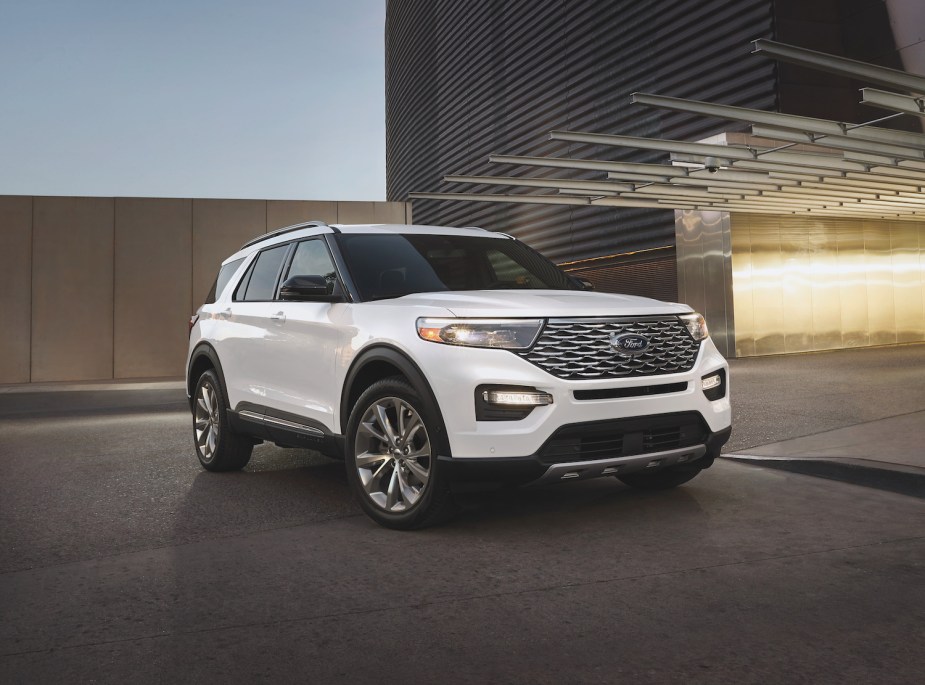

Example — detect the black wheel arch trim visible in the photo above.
[187,343,232,413]
[340,344,450,455]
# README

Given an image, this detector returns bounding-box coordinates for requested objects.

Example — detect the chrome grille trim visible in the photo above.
[515,316,700,379]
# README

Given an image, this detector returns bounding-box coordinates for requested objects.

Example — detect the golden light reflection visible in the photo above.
[732,216,925,356]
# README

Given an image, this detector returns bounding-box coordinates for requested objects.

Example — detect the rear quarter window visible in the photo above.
[204,257,245,304]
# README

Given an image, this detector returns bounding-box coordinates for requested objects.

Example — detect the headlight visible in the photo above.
[679,313,709,341]
[416,318,543,349]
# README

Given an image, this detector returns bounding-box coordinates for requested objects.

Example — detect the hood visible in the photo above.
[383,290,691,318]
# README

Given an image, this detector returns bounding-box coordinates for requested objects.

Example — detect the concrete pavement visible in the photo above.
[1,343,924,683]
[723,343,925,497]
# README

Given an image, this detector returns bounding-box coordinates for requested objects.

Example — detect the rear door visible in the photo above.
[218,242,293,415]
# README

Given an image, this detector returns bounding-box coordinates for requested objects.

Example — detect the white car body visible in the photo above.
[187,222,731,526]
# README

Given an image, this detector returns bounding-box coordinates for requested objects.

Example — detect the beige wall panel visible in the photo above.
[336,201,376,225]
[385,202,408,224]
[863,221,897,346]
[0,196,33,383]
[114,198,192,378]
[266,200,338,230]
[836,220,870,348]
[891,223,925,343]
[373,201,408,224]
[192,200,266,308]
[32,197,114,381]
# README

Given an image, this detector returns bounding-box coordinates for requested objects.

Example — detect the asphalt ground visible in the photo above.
[1,344,924,684]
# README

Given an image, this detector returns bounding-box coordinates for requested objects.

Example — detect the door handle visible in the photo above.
[270,311,286,323]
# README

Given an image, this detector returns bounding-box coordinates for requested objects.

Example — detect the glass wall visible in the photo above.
[730,215,925,357]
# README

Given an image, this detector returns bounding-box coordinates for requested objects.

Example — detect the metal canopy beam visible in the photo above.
[631,92,925,148]
[489,154,689,177]
[411,42,925,222]
[750,125,925,161]
[752,39,925,95]
[443,174,634,193]
[551,130,868,172]
[408,192,590,206]
[860,88,925,118]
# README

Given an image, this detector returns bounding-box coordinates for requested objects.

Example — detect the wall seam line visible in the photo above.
[29,196,35,382]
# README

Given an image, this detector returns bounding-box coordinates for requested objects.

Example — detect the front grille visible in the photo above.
[537,412,707,465]
[516,317,700,380]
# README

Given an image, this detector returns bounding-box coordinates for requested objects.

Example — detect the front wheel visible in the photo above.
[345,377,456,529]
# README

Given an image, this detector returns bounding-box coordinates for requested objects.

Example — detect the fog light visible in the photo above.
[482,389,553,406]
[701,369,727,401]
[702,374,721,391]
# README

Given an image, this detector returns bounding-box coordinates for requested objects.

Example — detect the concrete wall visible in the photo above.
[0,196,410,384]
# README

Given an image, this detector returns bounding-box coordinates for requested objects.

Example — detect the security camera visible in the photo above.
[703,156,720,173]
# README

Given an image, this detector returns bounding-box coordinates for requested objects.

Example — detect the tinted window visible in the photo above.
[335,233,577,301]
[286,239,337,284]
[239,245,289,301]
[204,257,245,304]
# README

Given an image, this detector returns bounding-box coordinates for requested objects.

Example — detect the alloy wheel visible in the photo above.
[353,397,432,512]
[194,380,220,461]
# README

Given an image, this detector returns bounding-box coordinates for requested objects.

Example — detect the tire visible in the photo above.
[192,369,253,472]
[617,462,704,490]
[345,377,456,530]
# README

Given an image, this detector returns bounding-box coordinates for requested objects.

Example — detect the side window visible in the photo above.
[204,257,245,304]
[235,244,289,302]
[286,239,337,284]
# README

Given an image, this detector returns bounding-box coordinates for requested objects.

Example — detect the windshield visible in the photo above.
[335,233,579,301]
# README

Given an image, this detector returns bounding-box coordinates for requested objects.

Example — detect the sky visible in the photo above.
[0,0,387,200]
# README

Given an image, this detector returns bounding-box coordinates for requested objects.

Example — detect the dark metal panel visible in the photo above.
[386,0,777,292]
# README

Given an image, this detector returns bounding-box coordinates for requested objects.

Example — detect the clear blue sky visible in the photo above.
[0,0,387,200]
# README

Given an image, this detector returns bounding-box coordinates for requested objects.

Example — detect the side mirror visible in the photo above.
[279,275,344,302]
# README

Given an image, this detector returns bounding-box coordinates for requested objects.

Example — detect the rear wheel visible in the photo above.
[345,377,456,529]
[192,369,252,472]
[617,463,704,490]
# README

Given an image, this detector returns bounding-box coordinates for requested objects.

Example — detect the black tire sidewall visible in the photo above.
[192,369,244,471]
[345,377,451,528]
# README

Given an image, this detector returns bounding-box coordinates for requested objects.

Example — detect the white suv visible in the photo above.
[187,221,731,529]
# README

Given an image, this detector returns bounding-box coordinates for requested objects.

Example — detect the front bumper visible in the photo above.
[416,336,731,459]
[441,424,732,487]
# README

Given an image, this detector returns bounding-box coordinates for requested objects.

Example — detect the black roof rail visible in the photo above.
[240,220,334,250]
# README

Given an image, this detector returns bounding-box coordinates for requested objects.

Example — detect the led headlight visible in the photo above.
[679,313,709,341]
[416,318,543,349]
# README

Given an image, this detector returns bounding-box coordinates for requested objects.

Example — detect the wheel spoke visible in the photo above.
[401,415,422,443]
[356,450,390,468]
[404,458,429,484]
[206,427,216,455]
[201,385,213,414]
[374,404,398,447]
[385,464,400,509]
[359,420,388,445]
[396,465,419,506]
[394,399,406,441]
[195,417,209,430]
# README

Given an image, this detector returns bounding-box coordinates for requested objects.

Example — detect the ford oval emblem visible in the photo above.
[611,332,650,355]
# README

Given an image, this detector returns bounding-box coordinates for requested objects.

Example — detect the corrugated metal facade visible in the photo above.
[385,0,777,299]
